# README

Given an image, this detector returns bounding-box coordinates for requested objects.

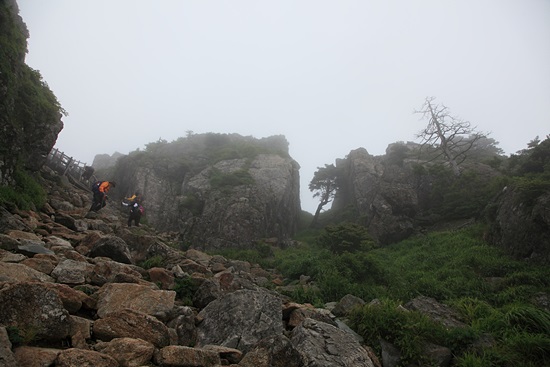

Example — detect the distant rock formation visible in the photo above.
[332,144,503,245]
[332,147,427,244]
[110,134,301,250]
[92,152,125,170]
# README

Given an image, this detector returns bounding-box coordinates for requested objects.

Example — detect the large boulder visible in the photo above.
[0,262,54,282]
[94,337,155,367]
[291,318,375,367]
[195,289,283,353]
[88,235,133,264]
[486,187,550,263]
[95,282,175,318]
[0,282,71,343]
[93,309,170,348]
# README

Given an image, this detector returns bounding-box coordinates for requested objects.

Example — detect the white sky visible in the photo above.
[17,0,550,213]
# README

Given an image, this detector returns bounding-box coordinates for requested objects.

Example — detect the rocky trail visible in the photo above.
[0,166,383,367]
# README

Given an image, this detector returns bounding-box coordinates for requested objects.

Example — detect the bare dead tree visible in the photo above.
[415,97,487,176]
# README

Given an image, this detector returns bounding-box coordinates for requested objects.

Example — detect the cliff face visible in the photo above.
[0,0,64,184]
[333,147,425,244]
[110,134,301,250]
[181,153,301,250]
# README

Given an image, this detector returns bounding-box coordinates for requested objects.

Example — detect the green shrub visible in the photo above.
[179,193,204,216]
[502,304,550,334]
[139,255,164,269]
[348,299,452,365]
[209,168,255,190]
[173,276,200,306]
[5,325,39,345]
[219,225,550,367]
[0,169,46,210]
[502,332,550,366]
[284,285,323,307]
[317,222,375,254]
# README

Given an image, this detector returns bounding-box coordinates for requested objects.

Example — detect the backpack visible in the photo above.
[91,181,103,193]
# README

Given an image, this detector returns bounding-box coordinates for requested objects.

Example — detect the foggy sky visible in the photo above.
[17,0,550,213]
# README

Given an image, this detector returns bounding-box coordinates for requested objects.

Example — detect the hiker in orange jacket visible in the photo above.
[90,181,116,212]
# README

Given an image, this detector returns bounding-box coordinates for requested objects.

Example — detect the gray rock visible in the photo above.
[0,282,71,343]
[167,306,197,347]
[238,334,303,367]
[404,296,466,329]
[51,259,93,285]
[487,188,550,263]
[332,293,366,317]
[89,235,133,264]
[0,207,30,233]
[291,318,375,367]
[17,239,55,256]
[196,289,283,353]
[192,278,221,309]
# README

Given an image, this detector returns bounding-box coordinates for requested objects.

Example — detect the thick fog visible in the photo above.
[17,0,550,213]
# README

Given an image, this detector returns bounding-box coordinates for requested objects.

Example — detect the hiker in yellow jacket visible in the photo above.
[123,191,143,227]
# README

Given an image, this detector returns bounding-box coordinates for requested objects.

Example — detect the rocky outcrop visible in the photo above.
[0,0,64,184]
[332,145,503,245]
[91,152,124,171]
[291,318,375,367]
[333,147,424,244]
[181,153,301,250]
[109,134,301,250]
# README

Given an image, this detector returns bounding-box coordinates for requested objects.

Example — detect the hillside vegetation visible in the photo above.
[213,224,549,367]
[210,137,550,367]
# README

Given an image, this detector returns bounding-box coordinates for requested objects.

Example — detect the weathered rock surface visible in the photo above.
[93,309,171,348]
[332,148,421,244]
[487,187,550,263]
[196,289,283,353]
[404,296,466,329]
[95,282,176,318]
[0,282,71,343]
[110,134,301,251]
[94,337,155,367]
[291,318,375,367]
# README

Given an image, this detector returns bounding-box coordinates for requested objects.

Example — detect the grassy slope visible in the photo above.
[213,225,550,366]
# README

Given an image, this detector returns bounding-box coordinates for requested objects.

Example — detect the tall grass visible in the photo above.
[214,224,550,366]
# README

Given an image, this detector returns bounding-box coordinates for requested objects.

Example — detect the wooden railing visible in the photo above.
[46,148,96,189]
